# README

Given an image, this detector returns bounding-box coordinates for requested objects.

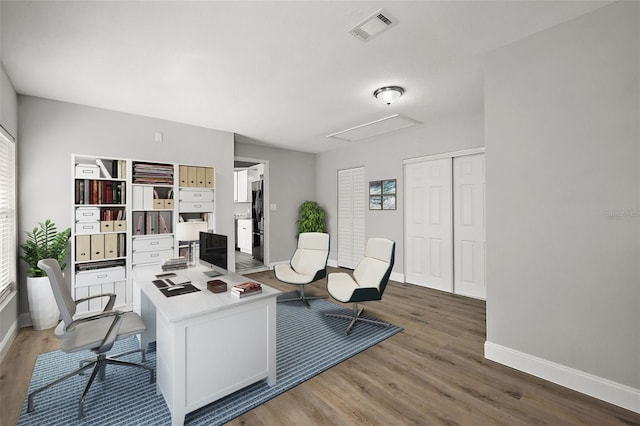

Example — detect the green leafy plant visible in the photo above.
[296,201,326,235]
[20,219,71,277]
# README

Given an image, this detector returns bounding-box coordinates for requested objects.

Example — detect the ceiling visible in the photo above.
[0,1,609,153]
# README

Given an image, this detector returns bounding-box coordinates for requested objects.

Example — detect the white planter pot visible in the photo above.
[27,276,60,330]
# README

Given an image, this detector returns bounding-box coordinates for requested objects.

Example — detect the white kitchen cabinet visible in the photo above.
[237,219,252,254]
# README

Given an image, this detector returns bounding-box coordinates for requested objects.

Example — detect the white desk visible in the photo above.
[132,265,280,426]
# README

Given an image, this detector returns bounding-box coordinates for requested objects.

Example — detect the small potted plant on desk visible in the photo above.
[20,219,71,330]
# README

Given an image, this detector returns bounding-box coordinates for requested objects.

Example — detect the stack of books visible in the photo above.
[231,281,262,298]
[161,257,188,271]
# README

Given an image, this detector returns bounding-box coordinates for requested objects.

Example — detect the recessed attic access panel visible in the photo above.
[327,114,421,142]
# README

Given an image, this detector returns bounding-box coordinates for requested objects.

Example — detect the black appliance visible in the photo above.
[251,180,264,261]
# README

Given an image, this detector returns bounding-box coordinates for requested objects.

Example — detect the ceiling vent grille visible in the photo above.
[349,9,397,42]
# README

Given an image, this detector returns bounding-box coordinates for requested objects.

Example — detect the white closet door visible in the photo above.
[337,167,365,269]
[453,154,486,299]
[404,159,453,291]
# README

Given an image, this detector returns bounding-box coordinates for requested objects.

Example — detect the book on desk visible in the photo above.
[230,281,262,298]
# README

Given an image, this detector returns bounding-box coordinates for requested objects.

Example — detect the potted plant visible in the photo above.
[20,219,71,330]
[296,201,326,235]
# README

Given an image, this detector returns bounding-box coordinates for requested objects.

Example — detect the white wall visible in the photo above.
[484,0,639,409]
[234,136,316,264]
[316,113,484,275]
[0,63,17,137]
[17,96,234,318]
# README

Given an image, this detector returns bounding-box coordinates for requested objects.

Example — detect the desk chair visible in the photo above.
[325,238,395,335]
[28,259,154,419]
[274,232,329,308]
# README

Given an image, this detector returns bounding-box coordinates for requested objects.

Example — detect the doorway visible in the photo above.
[234,158,269,273]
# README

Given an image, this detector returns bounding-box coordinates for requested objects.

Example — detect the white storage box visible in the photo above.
[75,266,126,287]
[132,249,174,264]
[75,164,100,179]
[75,207,100,221]
[179,188,214,202]
[179,201,214,212]
[132,235,174,252]
[75,221,100,235]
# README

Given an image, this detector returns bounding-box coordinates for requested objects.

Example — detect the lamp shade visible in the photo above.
[374,86,404,105]
[176,221,208,242]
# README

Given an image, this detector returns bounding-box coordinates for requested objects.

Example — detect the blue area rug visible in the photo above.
[19,296,402,425]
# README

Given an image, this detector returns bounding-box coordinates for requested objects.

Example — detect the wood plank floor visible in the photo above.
[1,267,639,425]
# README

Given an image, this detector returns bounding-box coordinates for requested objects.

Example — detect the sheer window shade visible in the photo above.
[0,127,16,304]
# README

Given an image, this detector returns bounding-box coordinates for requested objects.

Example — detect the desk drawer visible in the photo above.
[132,249,174,265]
[179,201,214,212]
[75,266,126,287]
[179,188,213,202]
[75,207,100,221]
[76,221,100,235]
[133,236,174,252]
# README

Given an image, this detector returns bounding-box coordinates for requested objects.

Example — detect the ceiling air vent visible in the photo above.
[349,9,397,42]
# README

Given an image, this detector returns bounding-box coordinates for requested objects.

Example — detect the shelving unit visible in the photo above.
[72,155,129,315]
[176,164,215,261]
[71,155,215,316]
[130,161,176,268]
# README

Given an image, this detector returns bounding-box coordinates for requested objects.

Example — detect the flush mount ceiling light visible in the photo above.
[374,86,404,105]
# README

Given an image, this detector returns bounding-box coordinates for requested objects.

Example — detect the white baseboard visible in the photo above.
[0,320,18,363]
[19,312,32,328]
[484,341,640,414]
[327,259,338,268]
[390,271,404,283]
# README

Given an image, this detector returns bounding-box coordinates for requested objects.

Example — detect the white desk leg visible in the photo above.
[267,298,277,386]
[171,411,185,426]
[170,324,187,426]
[139,292,156,352]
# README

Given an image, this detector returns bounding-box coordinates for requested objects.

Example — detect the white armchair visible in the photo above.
[325,238,395,335]
[274,232,330,308]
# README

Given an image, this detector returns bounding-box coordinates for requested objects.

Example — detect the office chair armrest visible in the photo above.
[349,286,382,303]
[75,293,117,311]
[66,310,124,333]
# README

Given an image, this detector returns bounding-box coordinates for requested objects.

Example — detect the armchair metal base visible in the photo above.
[28,351,155,419]
[277,285,327,308]
[325,303,390,335]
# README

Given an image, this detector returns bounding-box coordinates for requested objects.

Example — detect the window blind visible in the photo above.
[0,127,16,304]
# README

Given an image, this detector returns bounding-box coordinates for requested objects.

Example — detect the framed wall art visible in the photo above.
[369,179,396,210]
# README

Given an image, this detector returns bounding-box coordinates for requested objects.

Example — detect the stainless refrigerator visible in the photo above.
[251,180,264,261]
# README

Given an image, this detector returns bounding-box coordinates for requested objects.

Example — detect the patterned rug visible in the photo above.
[19,296,402,425]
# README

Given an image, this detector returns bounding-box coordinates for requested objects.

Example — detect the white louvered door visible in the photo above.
[337,167,365,269]
[404,159,453,291]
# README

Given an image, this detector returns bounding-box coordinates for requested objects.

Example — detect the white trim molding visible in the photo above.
[390,271,404,283]
[0,320,17,363]
[485,341,640,414]
[403,147,485,165]
[327,259,338,268]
